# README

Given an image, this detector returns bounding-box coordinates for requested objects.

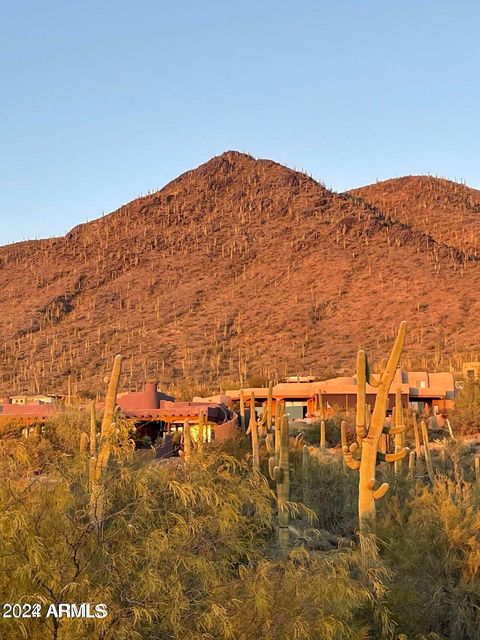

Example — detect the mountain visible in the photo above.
[1,153,480,397]
[349,175,480,256]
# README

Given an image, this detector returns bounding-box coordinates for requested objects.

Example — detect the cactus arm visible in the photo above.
[384,424,407,435]
[343,445,361,470]
[367,478,389,500]
[365,354,380,388]
[268,456,276,480]
[378,448,409,463]
[265,433,275,454]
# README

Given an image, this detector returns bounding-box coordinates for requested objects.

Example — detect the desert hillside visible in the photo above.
[1,152,480,396]
[349,175,480,256]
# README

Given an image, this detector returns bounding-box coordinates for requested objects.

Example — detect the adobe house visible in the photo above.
[106,382,237,442]
[0,382,238,443]
[224,368,455,421]
[0,396,57,422]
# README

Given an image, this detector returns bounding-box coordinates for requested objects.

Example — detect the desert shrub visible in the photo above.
[288,447,358,536]
[212,430,253,462]
[43,407,92,454]
[0,419,402,640]
[450,380,480,435]
[229,541,395,640]
[290,416,344,448]
[377,477,480,640]
[245,374,270,388]
[0,427,274,640]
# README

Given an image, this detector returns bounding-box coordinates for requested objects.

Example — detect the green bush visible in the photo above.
[450,380,480,435]
[377,477,480,639]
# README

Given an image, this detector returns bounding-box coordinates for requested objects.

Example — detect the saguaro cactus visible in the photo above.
[100,354,123,440]
[320,420,326,453]
[79,432,89,454]
[248,393,260,469]
[239,389,246,430]
[183,419,192,462]
[89,400,97,490]
[412,411,422,458]
[90,354,123,525]
[197,410,206,452]
[302,444,309,504]
[274,399,284,458]
[408,450,416,478]
[269,415,290,550]
[394,388,405,475]
[421,419,434,483]
[266,381,273,432]
[318,392,325,421]
[90,400,97,456]
[439,449,447,474]
[356,350,367,448]
[343,321,408,531]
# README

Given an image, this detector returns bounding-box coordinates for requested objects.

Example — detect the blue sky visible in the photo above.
[1,1,479,244]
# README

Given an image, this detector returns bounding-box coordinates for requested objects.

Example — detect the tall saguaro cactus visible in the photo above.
[248,393,260,469]
[90,354,123,526]
[412,411,422,458]
[343,322,408,531]
[274,399,284,458]
[394,388,405,475]
[269,415,290,551]
[356,350,367,448]
[197,410,206,452]
[239,389,245,430]
[421,419,434,483]
[319,420,326,453]
[183,419,192,462]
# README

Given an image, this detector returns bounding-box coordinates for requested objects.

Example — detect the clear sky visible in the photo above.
[1,1,479,245]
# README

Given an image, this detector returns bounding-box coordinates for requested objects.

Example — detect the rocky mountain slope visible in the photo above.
[1,152,480,396]
[350,175,480,256]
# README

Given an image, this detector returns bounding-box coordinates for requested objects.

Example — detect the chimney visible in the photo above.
[144,382,160,409]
